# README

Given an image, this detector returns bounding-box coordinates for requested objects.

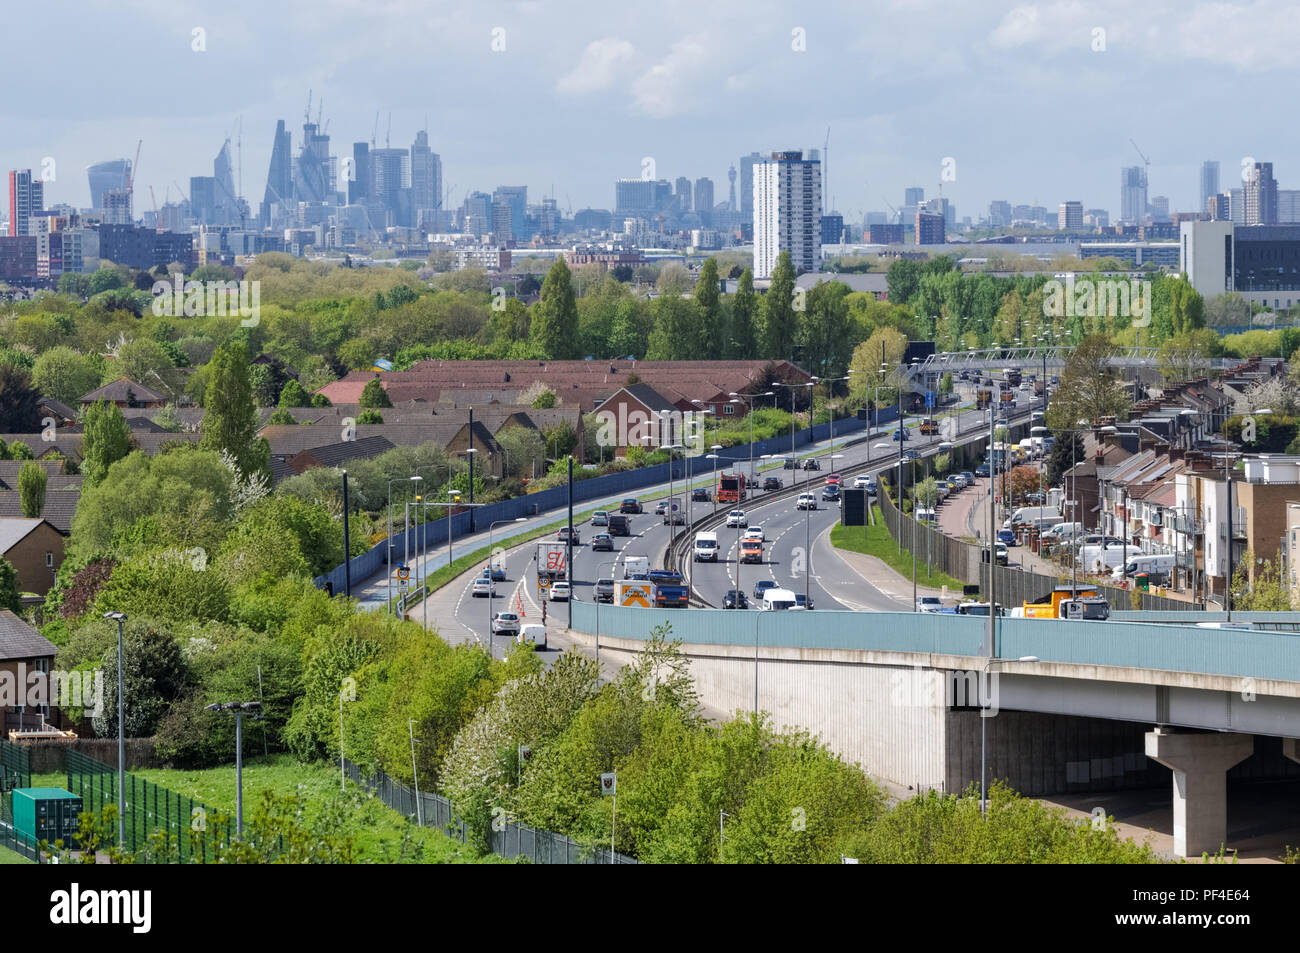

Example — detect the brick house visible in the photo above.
[0,609,59,736]
[0,518,64,596]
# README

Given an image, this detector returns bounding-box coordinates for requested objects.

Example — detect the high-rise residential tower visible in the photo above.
[753,150,822,279]
[1245,161,1277,225]
[7,170,43,237]
[1120,166,1148,223]
[1199,161,1220,215]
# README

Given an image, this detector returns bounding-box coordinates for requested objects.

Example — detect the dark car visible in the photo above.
[997,529,1016,547]
[619,498,643,514]
[691,488,710,502]
[557,526,580,545]
[607,513,630,536]
[591,533,614,551]
[763,476,783,491]
[753,579,777,601]
[723,589,748,609]
[822,484,841,501]
[793,593,815,610]
[802,458,821,471]
[892,428,910,441]
[974,463,990,477]
[782,457,798,470]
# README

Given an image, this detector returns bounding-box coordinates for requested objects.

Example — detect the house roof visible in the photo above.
[79,378,168,405]
[0,461,82,534]
[0,517,49,553]
[282,436,397,476]
[0,610,56,662]
[619,384,679,414]
[37,397,78,423]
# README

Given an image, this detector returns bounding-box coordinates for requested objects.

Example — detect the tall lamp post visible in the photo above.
[821,375,851,466]
[102,611,127,848]
[980,656,1039,817]
[387,475,422,616]
[775,380,816,486]
[729,390,774,482]
[205,701,261,835]
[486,518,527,655]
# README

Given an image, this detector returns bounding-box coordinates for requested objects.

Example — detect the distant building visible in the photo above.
[1120,165,1148,223]
[1181,220,1300,309]
[1149,195,1171,222]
[675,177,692,212]
[1200,160,1220,214]
[753,151,822,278]
[87,159,131,212]
[1207,193,1231,221]
[410,131,441,231]
[868,223,904,244]
[693,177,714,224]
[1245,161,1278,225]
[820,213,844,245]
[1084,208,1110,228]
[1058,201,1083,229]
[7,170,43,238]
[615,178,655,215]
[739,152,763,227]
[988,200,1011,227]
[454,245,511,271]
[1079,241,1178,267]
[573,208,612,232]
[915,210,945,245]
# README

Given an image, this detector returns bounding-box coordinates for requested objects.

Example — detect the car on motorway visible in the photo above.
[557,526,580,545]
[693,531,719,562]
[485,561,507,582]
[892,428,911,441]
[956,601,1007,617]
[853,475,871,489]
[752,579,778,601]
[664,507,686,525]
[782,456,798,470]
[548,581,571,602]
[793,593,815,610]
[826,473,843,487]
[743,526,766,543]
[655,500,669,516]
[903,449,921,461]
[726,510,748,528]
[974,463,991,478]
[620,498,643,514]
[590,510,609,526]
[997,528,1016,547]
[518,622,547,649]
[822,484,840,502]
[491,612,521,636]
[916,595,945,613]
[607,513,630,536]
[763,476,783,491]
[691,488,711,502]
[796,493,818,510]
[591,532,614,552]
[472,577,496,598]
[723,589,749,609]
[802,458,821,471]
[594,578,615,603]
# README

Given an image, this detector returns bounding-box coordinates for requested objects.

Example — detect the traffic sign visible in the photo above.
[396,565,410,581]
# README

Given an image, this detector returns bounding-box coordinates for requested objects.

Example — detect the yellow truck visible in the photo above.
[1022,586,1110,620]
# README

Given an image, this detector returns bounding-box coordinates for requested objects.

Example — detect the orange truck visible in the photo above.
[740,537,763,564]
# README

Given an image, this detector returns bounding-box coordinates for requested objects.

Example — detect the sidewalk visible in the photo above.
[832,545,956,608]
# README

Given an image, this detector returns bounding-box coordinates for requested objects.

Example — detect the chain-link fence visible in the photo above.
[343,759,639,864]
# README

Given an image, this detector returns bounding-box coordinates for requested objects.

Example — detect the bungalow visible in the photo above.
[78,378,168,410]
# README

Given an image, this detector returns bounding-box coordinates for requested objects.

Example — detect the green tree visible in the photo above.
[31,347,102,405]
[90,616,188,737]
[88,266,126,295]
[18,460,46,518]
[847,327,908,409]
[0,364,42,432]
[530,259,580,359]
[0,557,19,611]
[199,341,268,479]
[359,377,392,409]
[356,409,384,424]
[886,257,922,303]
[729,268,758,359]
[694,257,722,341]
[760,252,798,360]
[1045,335,1131,431]
[80,399,132,486]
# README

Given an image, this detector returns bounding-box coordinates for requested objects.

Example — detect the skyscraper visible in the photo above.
[1199,161,1220,215]
[214,139,240,225]
[739,152,762,225]
[494,186,527,239]
[294,119,331,205]
[87,159,131,212]
[1058,201,1083,229]
[694,177,714,226]
[615,178,655,215]
[369,148,407,228]
[1245,161,1277,225]
[7,170,43,237]
[675,176,692,213]
[350,142,371,204]
[261,120,292,227]
[753,150,822,279]
[410,130,441,230]
[904,187,925,208]
[1120,166,1148,223]
[988,200,1011,227]
[190,177,216,225]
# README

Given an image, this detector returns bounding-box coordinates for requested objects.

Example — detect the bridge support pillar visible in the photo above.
[1144,728,1253,859]
[1284,739,1300,765]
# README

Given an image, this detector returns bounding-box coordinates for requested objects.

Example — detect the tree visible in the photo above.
[886,258,921,303]
[1232,550,1293,610]
[847,327,908,409]
[760,252,797,360]
[356,409,384,424]
[31,347,102,405]
[1045,430,1084,487]
[117,337,179,396]
[80,399,132,486]
[694,258,722,341]
[88,266,126,295]
[0,557,19,611]
[1009,465,1043,502]
[1158,329,1219,383]
[1045,335,1131,431]
[913,477,940,510]
[495,425,546,478]
[199,340,268,479]
[646,295,701,361]
[278,379,311,407]
[530,259,580,359]
[729,268,758,358]
[18,460,46,518]
[92,617,187,738]
[358,377,392,409]
[0,364,41,432]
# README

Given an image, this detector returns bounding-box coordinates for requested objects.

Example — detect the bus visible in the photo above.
[716,470,747,504]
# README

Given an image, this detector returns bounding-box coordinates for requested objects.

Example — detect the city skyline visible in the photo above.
[5,1,1300,221]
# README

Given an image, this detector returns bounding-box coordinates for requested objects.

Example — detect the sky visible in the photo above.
[5,0,1300,222]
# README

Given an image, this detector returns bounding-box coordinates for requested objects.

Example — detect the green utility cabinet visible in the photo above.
[12,787,82,849]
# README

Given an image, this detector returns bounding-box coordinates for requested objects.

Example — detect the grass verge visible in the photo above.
[830,506,967,592]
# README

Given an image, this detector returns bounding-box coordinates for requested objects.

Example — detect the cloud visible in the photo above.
[631,34,711,118]
[556,37,636,94]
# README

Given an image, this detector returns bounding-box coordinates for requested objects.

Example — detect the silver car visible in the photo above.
[491,611,520,635]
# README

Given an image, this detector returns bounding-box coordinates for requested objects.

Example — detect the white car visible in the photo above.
[471,577,495,598]
[491,611,520,635]
[853,475,870,489]
[726,510,748,528]
[796,493,817,510]
[743,526,766,543]
[916,596,944,613]
[548,581,571,602]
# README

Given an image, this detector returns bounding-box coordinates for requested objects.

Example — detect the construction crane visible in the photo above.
[1130,139,1150,180]
[149,186,160,231]
[304,89,312,124]
[823,126,830,213]
[371,111,379,149]
[385,112,391,149]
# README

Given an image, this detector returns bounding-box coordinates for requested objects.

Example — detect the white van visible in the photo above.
[762,587,800,610]
[1111,553,1174,582]
[1042,522,1083,543]
[1003,506,1060,530]
[693,531,719,562]
[1081,544,1129,573]
[518,623,547,649]
[915,507,937,524]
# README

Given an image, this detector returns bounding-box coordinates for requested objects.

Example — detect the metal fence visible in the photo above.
[313,415,882,594]
[343,759,639,864]
[876,480,1198,612]
[66,749,237,863]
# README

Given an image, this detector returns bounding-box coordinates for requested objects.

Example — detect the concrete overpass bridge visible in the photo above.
[570,604,1300,857]
[904,345,1236,387]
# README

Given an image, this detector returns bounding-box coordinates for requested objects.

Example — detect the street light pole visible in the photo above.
[486,518,527,655]
[102,611,127,848]
[409,718,422,827]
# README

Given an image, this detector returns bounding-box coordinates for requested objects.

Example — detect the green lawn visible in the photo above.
[831,506,967,592]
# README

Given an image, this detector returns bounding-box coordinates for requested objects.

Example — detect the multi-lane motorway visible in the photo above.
[414,399,1035,658]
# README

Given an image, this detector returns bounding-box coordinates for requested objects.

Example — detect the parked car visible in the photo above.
[548,581,571,602]
[518,622,546,649]
[960,471,976,486]
[997,529,1016,547]
[594,578,615,603]
[590,510,609,526]
[591,533,614,552]
[949,473,968,489]
[620,498,643,514]
[974,463,991,478]
[802,458,821,471]
[752,579,778,601]
[723,589,749,610]
[726,510,748,528]
[472,577,496,598]
[796,493,818,510]
[763,476,783,491]
[491,612,521,636]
